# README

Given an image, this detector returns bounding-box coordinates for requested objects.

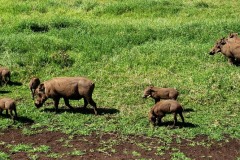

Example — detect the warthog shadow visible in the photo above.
[8,81,22,86]
[0,90,11,94]
[0,114,34,124]
[43,106,119,115]
[16,116,34,124]
[183,108,194,112]
[155,121,198,128]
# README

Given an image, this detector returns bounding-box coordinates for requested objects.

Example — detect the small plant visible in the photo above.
[47,152,62,158]
[62,140,73,148]
[171,151,191,160]
[156,146,169,156]
[31,145,51,153]
[10,144,33,153]
[28,154,39,160]
[0,151,10,160]
[132,151,141,157]
[69,149,85,156]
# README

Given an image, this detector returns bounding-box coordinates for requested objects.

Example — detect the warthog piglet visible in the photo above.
[149,100,184,127]
[0,98,17,121]
[0,67,10,85]
[143,86,179,103]
[29,77,40,99]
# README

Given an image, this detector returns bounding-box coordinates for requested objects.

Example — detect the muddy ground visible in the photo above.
[0,129,239,160]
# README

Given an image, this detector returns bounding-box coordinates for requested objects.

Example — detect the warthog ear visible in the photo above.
[38,83,45,93]
[220,38,226,45]
[229,33,238,38]
[149,86,154,92]
[149,85,154,88]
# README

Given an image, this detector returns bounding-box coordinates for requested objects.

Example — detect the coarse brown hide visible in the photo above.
[0,98,17,121]
[227,33,240,43]
[148,100,184,127]
[29,77,41,100]
[34,77,97,115]
[0,67,11,85]
[143,86,179,103]
[209,37,240,64]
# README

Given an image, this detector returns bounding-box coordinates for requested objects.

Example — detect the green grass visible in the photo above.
[0,0,239,151]
[0,151,10,160]
[8,143,50,153]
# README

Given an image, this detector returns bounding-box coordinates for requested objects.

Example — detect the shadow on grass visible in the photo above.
[183,108,194,112]
[156,121,198,128]
[0,114,34,124]
[0,90,11,94]
[42,106,119,115]
[16,116,34,124]
[8,81,23,86]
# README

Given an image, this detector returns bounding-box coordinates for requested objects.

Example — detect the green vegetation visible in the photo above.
[171,150,191,160]
[8,143,50,153]
[0,151,10,160]
[0,0,239,155]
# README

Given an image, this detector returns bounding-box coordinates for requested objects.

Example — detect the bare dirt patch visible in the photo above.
[0,129,239,160]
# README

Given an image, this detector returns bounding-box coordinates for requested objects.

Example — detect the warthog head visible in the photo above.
[34,83,48,108]
[143,86,154,98]
[209,38,226,55]
[228,33,238,39]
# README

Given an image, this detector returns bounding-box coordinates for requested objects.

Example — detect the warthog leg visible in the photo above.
[64,98,74,110]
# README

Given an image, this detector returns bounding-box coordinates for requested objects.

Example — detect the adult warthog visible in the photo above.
[209,37,240,65]
[34,77,98,115]
[227,33,240,43]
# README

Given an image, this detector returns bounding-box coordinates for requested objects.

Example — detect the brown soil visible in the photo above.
[0,129,239,160]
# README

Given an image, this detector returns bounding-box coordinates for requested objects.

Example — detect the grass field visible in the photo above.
[0,0,240,159]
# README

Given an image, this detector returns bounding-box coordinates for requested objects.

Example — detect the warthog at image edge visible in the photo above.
[0,98,17,121]
[148,100,184,127]
[29,77,41,99]
[34,77,98,115]
[227,33,240,43]
[209,37,240,64]
[0,67,11,85]
[143,86,179,103]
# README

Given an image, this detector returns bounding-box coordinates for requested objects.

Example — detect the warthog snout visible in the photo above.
[209,51,215,55]
[142,94,151,98]
[34,101,43,108]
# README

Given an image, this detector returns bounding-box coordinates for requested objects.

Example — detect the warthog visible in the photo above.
[34,77,98,115]
[143,86,179,103]
[0,67,10,85]
[209,37,240,64]
[0,98,17,121]
[227,33,240,43]
[29,77,40,99]
[148,100,184,127]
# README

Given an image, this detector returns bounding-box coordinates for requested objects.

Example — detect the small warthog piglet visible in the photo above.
[29,77,40,99]
[149,100,184,127]
[143,86,179,103]
[0,98,17,121]
[0,67,11,85]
